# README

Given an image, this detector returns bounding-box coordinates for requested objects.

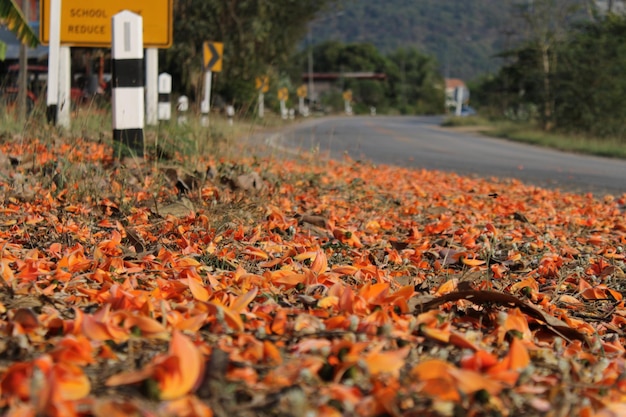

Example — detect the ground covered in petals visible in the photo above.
[0,136,626,417]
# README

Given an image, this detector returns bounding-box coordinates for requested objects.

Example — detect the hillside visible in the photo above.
[311,0,589,81]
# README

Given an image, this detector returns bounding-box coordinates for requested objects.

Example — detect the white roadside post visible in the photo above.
[177,96,189,125]
[157,73,172,122]
[57,46,71,128]
[46,0,61,125]
[226,105,235,126]
[111,11,145,156]
[146,48,159,125]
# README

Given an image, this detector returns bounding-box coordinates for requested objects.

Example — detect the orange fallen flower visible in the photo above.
[106,331,205,401]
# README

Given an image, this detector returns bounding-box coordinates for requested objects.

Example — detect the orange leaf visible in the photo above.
[500,308,532,342]
[436,278,458,295]
[449,367,503,395]
[242,246,269,260]
[460,350,498,371]
[420,326,450,344]
[157,331,205,400]
[462,257,485,267]
[310,249,328,275]
[263,341,283,365]
[230,287,258,313]
[364,346,410,377]
[271,272,306,288]
[207,302,244,332]
[508,338,530,370]
[271,310,288,335]
[105,365,155,387]
[123,314,168,339]
[412,359,454,380]
[51,362,92,401]
[188,276,210,302]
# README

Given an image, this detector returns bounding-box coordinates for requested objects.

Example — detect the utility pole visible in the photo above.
[17,0,30,122]
[307,27,315,108]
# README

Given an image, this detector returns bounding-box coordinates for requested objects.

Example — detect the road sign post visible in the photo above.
[146,48,159,125]
[111,11,144,157]
[58,46,71,128]
[46,0,61,125]
[297,85,307,117]
[256,76,269,119]
[343,90,353,116]
[201,41,223,127]
[278,87,288,120]
[201,71,212,127]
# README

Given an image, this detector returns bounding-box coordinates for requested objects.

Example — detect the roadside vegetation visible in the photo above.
[442,116,626,159]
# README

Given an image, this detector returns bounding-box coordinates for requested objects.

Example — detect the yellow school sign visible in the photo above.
[40,0,173,48]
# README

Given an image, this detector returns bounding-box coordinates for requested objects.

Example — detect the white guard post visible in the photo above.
[280,99,287,120]
[201,71,212,127]
[226,105,235,126]
[258,93,264,119]
[57,46,71,128]
[344,100,352,115]
[177,96,189,125]
[46,0,61,124]
[298,96,304,115]
[158,73,172,121]
[146,48,159,125]
[111,11,145,156]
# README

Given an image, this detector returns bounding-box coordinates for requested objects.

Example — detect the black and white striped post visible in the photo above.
[158,73,172,122]
[111,11,144,157]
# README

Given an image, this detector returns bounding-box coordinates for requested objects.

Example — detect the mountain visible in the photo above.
[310,0,595,81]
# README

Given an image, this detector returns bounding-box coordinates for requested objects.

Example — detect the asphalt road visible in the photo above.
[270,115,626,196]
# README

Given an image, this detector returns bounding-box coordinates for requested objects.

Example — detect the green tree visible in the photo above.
[387,48,444,114]
[554,14,626,139]
[0,0,39,60]
[162,0,333,109]
[515,0,583,130]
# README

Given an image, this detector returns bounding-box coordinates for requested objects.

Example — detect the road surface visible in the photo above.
[269,116,626,196]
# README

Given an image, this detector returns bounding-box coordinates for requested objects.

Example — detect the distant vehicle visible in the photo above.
[459,105,476,117]
[1,64,84,113]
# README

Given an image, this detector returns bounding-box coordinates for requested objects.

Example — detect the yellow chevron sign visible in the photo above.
[203,41,223,72]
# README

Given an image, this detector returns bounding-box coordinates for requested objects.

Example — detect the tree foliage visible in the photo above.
[474,8,626,140]
[162,0,333,107]
[290,41,444,114]
[0,0,40,60]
